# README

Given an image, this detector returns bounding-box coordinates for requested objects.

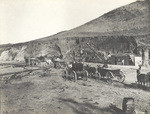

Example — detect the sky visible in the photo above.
[0,0,136,44]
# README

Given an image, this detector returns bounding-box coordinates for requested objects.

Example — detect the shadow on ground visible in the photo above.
[123,83,150,91]
[59,98,124,114]
[97,78,150,92]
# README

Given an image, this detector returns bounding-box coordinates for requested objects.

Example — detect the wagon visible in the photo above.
[63,62,88,81]
[24,57,40,66]
[54,60,67,69]
[97,66,125,83]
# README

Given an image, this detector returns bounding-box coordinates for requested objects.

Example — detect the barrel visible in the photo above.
[122,97,135,114]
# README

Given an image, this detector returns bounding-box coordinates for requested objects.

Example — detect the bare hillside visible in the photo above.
[47,0,149,38]
[0,0,149,61]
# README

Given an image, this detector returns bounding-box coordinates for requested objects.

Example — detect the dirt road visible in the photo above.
[0,64,150,114]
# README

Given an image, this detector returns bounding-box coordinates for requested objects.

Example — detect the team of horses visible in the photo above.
[84,65,97,78]
[83,65,109,79]
[137,69,150,87]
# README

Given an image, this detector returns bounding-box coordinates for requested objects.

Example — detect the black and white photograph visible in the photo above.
[0,0,150,114]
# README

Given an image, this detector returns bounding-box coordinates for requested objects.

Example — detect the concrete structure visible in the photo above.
[137,46,150,68]
[143,49,150,67]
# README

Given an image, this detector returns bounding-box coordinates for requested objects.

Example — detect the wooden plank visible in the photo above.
[0,68,43,77]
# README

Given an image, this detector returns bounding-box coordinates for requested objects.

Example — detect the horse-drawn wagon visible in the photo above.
[85,43,125,83]
[97,66,125,83]
[63,62,88,81]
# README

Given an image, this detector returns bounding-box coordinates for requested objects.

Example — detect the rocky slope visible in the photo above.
[0,0,149,62]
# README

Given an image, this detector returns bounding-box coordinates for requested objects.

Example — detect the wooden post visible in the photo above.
[143,49,149,67]
[122,97,135,114]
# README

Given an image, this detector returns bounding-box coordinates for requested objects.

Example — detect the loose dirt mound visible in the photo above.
[14,46,27,61]
[0,50,13,61]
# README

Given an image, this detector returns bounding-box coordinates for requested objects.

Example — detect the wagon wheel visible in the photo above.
[63,70,68,79]
[88,73,91,78]
[117,71,125,83]
[88,72,91,79]
[82,70,88,81]
[106,71,114,83]
[97,72,102,80]
[72,70,77,81]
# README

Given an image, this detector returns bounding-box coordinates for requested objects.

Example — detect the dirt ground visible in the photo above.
[0,62,150,114]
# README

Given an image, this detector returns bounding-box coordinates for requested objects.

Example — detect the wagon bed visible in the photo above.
[97,67,125,83]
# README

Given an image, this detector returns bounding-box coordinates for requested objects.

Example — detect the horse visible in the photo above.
[146,72,150,87]
[97,65,105,78]
[137,69,150,87]
[84,65,97,78]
